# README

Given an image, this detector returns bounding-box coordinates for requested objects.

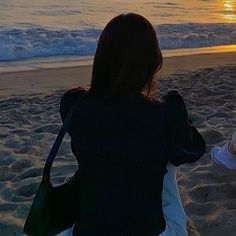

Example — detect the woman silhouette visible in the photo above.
[59,13,205,236]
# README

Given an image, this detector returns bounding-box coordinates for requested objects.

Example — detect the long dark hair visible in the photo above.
[90,13,163,98]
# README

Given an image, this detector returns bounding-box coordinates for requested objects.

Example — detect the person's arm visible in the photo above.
[164,91,205,166]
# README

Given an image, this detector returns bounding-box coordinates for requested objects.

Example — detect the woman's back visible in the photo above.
[60,89,205,235]
[59,13,205,236]
[62,92,169,235]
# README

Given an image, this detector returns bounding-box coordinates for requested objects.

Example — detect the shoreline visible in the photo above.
[0,44,236,75]
[1,50,236,98]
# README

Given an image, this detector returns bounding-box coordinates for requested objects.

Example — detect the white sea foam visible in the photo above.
[0,23,236,61]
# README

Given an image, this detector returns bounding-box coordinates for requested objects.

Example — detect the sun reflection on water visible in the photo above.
[222,0,236,22]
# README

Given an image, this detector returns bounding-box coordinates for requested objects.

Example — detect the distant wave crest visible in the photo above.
[0,23,236,61]
[158,23,236,49]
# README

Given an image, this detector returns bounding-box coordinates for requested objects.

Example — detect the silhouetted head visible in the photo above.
[90,13,163,98]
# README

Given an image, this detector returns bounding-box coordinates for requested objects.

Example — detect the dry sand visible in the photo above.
[0,51,236,235]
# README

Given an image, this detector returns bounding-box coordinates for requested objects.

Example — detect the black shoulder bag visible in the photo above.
[24,98,83,236]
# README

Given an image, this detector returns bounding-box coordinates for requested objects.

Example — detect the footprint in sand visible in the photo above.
[0,167,16,181]
[206,117,227,127]
[0,202,18,212]
[189,183,236,203]
[33,124,60,134]
[11,167,43,182]
[0,150,15,166]
[201,128,224,145]
[4,138,24,150]
[15,182,40,198]
[11,158,34,172]
[185,201,217,216]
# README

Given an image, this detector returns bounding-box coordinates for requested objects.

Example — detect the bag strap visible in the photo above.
[42,95,86,182]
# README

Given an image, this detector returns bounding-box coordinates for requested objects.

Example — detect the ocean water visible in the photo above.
[0,0,236,61]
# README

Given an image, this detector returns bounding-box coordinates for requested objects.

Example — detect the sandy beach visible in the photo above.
[0,51,236,235]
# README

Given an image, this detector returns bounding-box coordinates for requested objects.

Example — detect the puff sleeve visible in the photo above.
[164,91,205,166]
[60,87,87,122]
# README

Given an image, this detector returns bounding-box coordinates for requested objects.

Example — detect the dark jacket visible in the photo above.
[60,89,205,236]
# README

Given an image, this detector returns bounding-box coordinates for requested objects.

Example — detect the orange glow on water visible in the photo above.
[222,0,236,22]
